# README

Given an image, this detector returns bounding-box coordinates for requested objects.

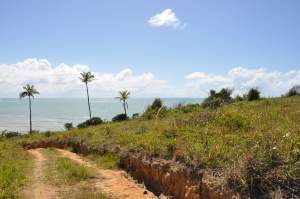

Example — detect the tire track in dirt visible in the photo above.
[25,149,58,199]
[56,148,158,199]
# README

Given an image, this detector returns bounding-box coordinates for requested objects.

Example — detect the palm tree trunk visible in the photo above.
[29,96,32,133]
[85,83,92,120]
[123,100,127,116]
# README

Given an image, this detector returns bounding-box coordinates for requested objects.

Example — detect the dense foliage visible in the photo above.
[77,117,103,128]
[112,113,128,122]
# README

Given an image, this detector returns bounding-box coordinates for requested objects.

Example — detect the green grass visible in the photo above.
[0,140,32,198]
[86,153,119,170]
[56,157,95,184]
[43,149,95,185]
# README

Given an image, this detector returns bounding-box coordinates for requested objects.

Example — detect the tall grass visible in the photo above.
[0,140,32,198]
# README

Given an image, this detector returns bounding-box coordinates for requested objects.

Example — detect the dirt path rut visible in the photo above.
[26,148,157,199]
[56,149,157,199]
[26,149,57,199]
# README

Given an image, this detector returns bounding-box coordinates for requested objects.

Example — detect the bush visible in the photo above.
[132,113,139,118]
[151,98,163,109]
[235,95,244,101]
[64,123,73,130]
[201,97,223,109]
[247,88,260,101]
[112,113,128,122]
[286,85,300,97]
[87,117,103,125]
[77,117,103,129]
[209,88,233,102]
[0,130,21,138]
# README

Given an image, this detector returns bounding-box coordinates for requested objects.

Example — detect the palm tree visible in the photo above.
[80,72,95,120]
[116,90,130,116]
[19,84,39,133]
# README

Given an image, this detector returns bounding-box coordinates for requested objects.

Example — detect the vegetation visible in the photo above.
[143,98,168,119]
[201,88,233,109]
[20,96,300,198]
[86,153,119,169]
[247,88,260,101]
[19,84,40,133]
[2,85,300,198]
[64,123,73,130]
[286,85,300,97]
[116,90,130,116]
[80,71,95,120]
[77,117,103,129]
[0,140,32,198]
[112,113,128,122]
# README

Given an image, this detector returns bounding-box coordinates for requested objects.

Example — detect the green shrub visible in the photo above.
[64,123,73,130]
[179,104,200,113]
[286,85,300,97]
[247,88,260,101]
[143,106,168,119]
[88,117,103,125]
[112,114,128,122]
[0,130,21,138]
[77,117,103,129]
[235,95,244,101]
[151,98,163,109]
[201,97,223,109]
[77,121,89,129]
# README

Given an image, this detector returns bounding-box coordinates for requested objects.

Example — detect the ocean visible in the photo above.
[0,98,201,132]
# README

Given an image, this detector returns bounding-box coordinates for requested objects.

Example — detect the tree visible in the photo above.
[247,88,260,101]
[286,85,300,97]
[19,84,39,133]
[116,90,130,116]
[80,72,95,120]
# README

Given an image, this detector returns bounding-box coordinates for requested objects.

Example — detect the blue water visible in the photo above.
[0,98,201,132]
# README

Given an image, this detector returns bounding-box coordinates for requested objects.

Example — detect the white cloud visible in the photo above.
[184,67,300,97]
[1,59,299,98]
[0,58,168,97]
[148,9,186,29]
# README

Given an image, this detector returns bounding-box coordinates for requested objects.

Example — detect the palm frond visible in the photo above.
[80,71,95,83]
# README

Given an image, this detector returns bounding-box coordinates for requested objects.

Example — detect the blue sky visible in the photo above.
[0,0,299,97]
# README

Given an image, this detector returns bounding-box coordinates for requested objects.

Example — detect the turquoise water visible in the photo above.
[0,98,201,132]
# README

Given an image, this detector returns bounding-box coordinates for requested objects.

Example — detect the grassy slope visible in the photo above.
[45,96,299,169]
[5,96,300,197]
[48,96,300,197]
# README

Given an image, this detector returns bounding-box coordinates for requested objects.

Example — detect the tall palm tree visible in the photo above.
[19,84,39,133]
[80,72,95,120]
[116,90,130,116]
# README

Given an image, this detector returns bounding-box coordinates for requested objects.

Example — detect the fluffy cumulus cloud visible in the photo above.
[0,58,168,97]
[148,9,186,29]
[185,67,300,97]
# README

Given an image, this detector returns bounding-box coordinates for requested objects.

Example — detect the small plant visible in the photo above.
[77,117,103,128]
[112,113,128,122]
[151,98,163,109]
[247,88,260,101]
[64,123,73,130]
[132,113,139,118]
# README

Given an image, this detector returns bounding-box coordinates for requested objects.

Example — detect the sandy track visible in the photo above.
[56,149,157,199]
[26,149,57,199]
